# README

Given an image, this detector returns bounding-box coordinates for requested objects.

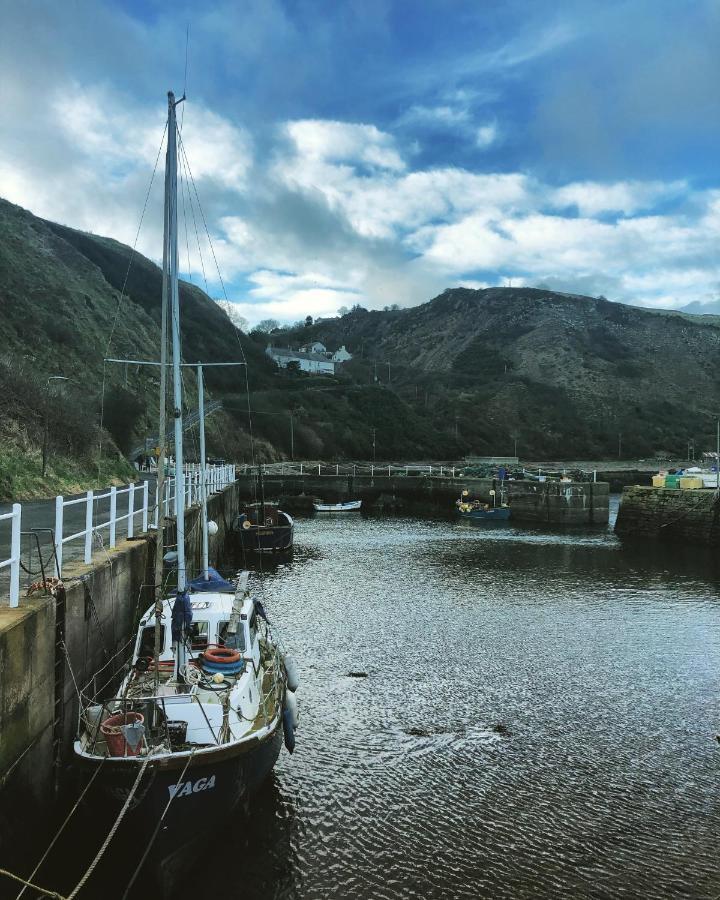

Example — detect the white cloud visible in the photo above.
[551,179,686,216]
[285,120,405,171]
[475,123,498,148]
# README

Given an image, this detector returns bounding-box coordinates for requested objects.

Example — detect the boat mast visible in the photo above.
[197,362,209,579]
[152,107,172,686]
[167,91,186,595]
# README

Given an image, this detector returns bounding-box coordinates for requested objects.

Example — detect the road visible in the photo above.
[0,476,158,602]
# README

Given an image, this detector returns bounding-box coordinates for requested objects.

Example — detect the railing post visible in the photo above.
[109,486,117,548]
[142,480,149,532]
[388,465,391,476]
[9,503,21,608]
[54,495,64,577]
[336,464,339,475]
[371,464,374,477]
[84,490,94,564]
[452,466,455,477]
[127,483,135,538]
[318,464,321,475]
[300,462,303,475]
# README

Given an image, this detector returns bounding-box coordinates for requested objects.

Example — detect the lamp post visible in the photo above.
[43,376,68,477]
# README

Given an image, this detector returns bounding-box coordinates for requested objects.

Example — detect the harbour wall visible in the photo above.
[615,486,720,545]
[239,474,609,525]
[0,481,241,863]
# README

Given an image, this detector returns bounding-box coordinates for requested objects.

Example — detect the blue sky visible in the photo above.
[2,0,719,324]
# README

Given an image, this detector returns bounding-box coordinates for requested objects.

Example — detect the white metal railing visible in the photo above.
[238,462,459,478]
[0,504,21,607]
[0,463,236,605]
[52,463,235,578]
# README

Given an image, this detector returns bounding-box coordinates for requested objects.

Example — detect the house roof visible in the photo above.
[268,347,334,363]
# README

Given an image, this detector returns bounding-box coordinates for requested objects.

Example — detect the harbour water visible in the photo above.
[195,504,718,899]
[46,502,719,899]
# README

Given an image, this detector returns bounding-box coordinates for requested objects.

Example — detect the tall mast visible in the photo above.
[167,90,187,593]
[152,103,171,685]
[197,363,209,579]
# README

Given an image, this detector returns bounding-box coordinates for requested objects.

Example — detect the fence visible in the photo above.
[238,462,460,478]
[0,463,236,608]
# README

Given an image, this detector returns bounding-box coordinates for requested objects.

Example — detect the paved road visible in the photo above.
[0,476,158,603]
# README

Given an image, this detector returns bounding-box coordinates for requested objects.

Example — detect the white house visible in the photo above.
[266,346,335,374]
[299,341,327,355]
[331,344,353,362]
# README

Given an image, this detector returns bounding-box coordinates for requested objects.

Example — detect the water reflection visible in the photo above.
[188,511,720,899]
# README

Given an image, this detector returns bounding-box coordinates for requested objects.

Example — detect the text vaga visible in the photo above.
[168,775,216,799]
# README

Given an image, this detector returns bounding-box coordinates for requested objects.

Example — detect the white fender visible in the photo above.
[283,689,299,729]
[284,655,300,692]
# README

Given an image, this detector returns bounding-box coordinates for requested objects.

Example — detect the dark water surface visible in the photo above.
[191,508,719,900]
[34,505,719,900]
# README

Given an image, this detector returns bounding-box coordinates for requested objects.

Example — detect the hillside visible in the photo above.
[0,199,462,496]
[277,288,720,459]
[3,193,720,495]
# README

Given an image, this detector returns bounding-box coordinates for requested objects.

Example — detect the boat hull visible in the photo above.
[313,501,362,512]
[75,723,284,894]
[457,507,511,521]
[232,522,294,552]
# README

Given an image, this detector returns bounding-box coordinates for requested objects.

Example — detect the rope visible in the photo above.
[120,749,196,899]
[0,869,67,899]
[66,755,150,899]
[15,759,107,899]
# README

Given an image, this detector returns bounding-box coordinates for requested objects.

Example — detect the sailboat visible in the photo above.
[73,92,298,892]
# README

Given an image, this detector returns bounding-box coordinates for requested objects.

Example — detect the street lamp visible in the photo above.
[43,376,69,477]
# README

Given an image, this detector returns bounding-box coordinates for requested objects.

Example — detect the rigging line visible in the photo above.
[0,869,67,900]
[103,121,168,360]
[177,132,239,347]
[178,133,209,295]
[120,749,196,900]
[15,759,108,900]
[179,22,190,134]
[66,756,151,899]
[179,145,193,282]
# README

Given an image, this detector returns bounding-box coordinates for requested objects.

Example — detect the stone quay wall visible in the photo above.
[615,486,720,546]
[238,474,609,525]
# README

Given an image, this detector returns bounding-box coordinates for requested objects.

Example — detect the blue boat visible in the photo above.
[456,491,511,521]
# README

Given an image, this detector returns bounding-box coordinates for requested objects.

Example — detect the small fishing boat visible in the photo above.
[456,489,510,521]
[313,500,362,512]
[232,501,294,553]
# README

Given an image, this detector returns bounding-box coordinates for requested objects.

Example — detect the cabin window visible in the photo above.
[189,621,209,651]
[139,625,165,658]
[219,621,246,652]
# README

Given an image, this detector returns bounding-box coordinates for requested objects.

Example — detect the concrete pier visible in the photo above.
[239,473,609,525]
[0,481,241,860]
[615,486,720,545]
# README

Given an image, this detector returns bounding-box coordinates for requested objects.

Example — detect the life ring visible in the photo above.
[203,645,242,665]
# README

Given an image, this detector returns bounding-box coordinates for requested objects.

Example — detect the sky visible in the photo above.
[1,0,720,326]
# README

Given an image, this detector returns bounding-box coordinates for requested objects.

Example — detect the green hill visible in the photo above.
[3,194,720,500]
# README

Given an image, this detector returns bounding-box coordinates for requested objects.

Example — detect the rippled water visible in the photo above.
[184,508,720,900]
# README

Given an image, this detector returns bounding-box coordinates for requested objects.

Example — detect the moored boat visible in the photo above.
[72,90,299,894]
[232,501,294,553]
[313,500,362,512]
[455,488,510,521]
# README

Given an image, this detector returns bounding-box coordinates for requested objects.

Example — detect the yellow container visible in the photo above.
[652,474,666,488]
[679,476,703,490]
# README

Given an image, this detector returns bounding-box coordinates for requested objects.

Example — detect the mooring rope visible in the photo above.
[0,868,68,899]
[66,755,150,899]
[120,749,196,899]
[15,759,107,899]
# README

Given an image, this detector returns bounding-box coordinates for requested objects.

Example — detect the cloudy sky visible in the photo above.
[2,0,720,325]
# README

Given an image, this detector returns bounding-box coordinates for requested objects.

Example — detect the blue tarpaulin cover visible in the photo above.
[189,567,236,593]
[171,590,193,642]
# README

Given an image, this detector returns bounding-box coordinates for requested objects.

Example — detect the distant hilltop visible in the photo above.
[2,193,720,478]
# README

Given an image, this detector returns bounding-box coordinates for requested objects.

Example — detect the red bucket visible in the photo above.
[100,712,145,757]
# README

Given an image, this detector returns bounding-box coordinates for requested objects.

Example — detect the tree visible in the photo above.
[252,318,280,333]
[337,306,349,316]
[305,315,313,327]
[285,361,301,375]
[217,300,249,332]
